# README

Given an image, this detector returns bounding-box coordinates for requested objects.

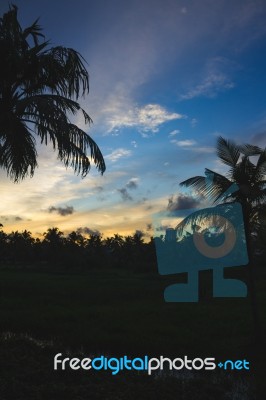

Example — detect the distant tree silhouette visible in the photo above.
[0,6,105,181]
[0,224,158,273]
[42,227,64,265]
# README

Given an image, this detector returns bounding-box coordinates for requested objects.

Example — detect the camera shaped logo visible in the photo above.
[153,180,248,302]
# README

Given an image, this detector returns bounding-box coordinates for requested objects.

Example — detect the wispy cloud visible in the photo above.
[0,215,24,223]
[105,148,132,162]
[181,74,234,100]
[191,118,198,127]
[117,188,133,202]
[168,129,180,137]
[171,139,196,147]
[131,141,138,148]
[180,57,235,100]
[126,178,139,190]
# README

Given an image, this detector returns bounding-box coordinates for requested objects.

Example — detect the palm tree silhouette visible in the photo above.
[0,6,105,182]
[180,136,266,339]
[180,136,266,253]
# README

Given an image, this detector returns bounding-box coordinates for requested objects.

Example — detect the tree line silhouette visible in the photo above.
[0,222,264,273]
[0,225,157,272]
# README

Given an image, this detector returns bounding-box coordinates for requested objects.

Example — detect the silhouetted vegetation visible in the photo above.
[180,136,266,340]
[0,225,158,273]
[0,5,105,182]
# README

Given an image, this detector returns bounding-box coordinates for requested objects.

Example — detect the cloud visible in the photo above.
[138,104,184,132]
[105,148,132,162]
[131,141,138,148]
[191,118,198,127]
[76,227,101,236]
[134,229,146,238]
[48,206,75,216]
[117,178,139,202]
[168,129,180,137]
[146,223,153,231]
[155,224,171,232]
[167,194,201,212]
[117,188,133,201]
[180,57,235,100]
[171,139,196,147]
[0,215,24,222]
[192,146,214,153]
[126,178,139,190]
[181,74,234,100]
[105,103,185,134]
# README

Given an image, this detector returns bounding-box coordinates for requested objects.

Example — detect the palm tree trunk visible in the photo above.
[242,202,261,343]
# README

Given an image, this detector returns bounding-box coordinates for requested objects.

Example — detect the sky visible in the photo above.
[1,0,266,239]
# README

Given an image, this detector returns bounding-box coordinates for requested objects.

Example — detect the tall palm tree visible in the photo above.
[179,136,266,339]
[179,136,266,247]
[0,6,105,182]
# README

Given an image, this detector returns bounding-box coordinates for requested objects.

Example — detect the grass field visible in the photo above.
[0,266,265,399]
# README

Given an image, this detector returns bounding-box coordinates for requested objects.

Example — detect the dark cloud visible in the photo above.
[76,227,101,236]
[146,223,153,231]
[126,178,138,190]
[48,206,75,216]
[0,215,23,222]
[117,179,138,201]
[134,229,149,238]
[167,194,201,212]
[117,188,133,201]
[155,224,171,232]
[145,204,153,211]
[134,229,144,237]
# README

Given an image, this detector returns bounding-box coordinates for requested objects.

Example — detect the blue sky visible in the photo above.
[1,0,266,238]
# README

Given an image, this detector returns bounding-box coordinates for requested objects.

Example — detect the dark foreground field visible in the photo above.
[0,267,265,399]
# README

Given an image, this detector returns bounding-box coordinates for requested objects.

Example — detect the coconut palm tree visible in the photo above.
[179,136,266,250]
[0,5,105,182]
[179,136,266,339]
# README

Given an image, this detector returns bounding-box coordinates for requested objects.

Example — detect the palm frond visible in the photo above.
[253,148,266,180]
[239,143,262,157]
[180,175,206,191]
[0,6,104,181]
[0,120,37,182]
[48,46,89,99]
[180,169,232,204]
[175,204,234,236]
[216,136,240,167]
[22,18,44,46]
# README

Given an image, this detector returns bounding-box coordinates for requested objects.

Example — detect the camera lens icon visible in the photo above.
[193,214,236,259]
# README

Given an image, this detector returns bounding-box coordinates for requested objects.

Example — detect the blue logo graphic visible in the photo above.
[153,174,248,302]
